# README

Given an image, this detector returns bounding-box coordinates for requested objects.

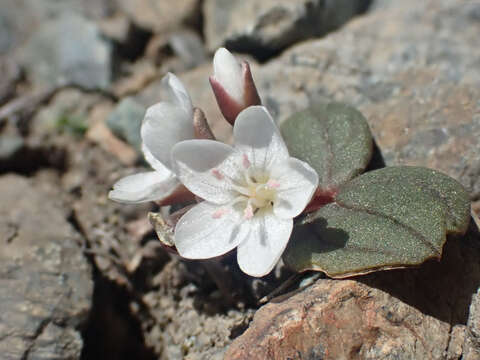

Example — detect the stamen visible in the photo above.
[231,184,251,196]
[242,154,251,169]
[212,207,229,219]
[211,168,224,180]
[229,196,248,207]
[244,171,254,187]
[244,202,254,219]
[267,180,280,188]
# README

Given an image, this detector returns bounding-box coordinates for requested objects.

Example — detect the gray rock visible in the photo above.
[0,0,114,55]
[0,58,21,104]
[20,14,112,90]
[203,0,370,59]
[106,97,146,152]
[0,175,93,360]
[0,11,15,54]
[0,134,24,159]
[117,0,198,33]
[169,29,207,69]
[14,0,113,21]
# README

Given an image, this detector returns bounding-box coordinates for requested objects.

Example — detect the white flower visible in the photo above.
[171,106,318,277]
[210,48,261,124]
[109,73,195,204]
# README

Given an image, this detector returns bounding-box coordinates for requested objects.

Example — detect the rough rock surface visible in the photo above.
[20,14,112,90]
[0,58,20,104]
[227,223,480,359]
[140,259,255,360]
[0,175,93,360]
[117,0,198,33]
[106,97,146,152]
[0,0,113,55]
[203,0,371,59]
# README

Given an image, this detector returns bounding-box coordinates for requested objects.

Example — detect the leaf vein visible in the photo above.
[335,202,441,256]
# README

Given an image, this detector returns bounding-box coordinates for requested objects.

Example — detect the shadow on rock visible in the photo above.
[358,218,480,326]
[81,276,157,360]
[365,138,386,172]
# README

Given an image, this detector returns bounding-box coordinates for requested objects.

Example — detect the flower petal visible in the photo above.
[271,158,319,219]
[141,101,194,170]
[142,143,170,172]
[161,72,193,115]
[233,106,289,172]
[175,201,248,259]
[237,212,293,277]
[108,171,179,204]
[171,139,243,204]
[213,48,243,104]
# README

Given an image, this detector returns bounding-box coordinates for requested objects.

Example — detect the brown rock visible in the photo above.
[86,102,138,166]
[226,279,449,359]
[117,0,198,33]
[227,224,480,359]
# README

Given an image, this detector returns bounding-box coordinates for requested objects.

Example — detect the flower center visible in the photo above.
[210,155,281,220]
[232,171,279,219]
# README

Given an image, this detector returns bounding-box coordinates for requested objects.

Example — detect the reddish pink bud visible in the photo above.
[210,48,261,125]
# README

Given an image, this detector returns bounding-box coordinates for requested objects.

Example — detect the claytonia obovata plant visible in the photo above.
[110,47,471,281]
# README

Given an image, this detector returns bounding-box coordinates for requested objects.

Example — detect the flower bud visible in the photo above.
[210,48,261,124]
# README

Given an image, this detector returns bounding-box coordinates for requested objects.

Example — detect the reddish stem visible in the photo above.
[304,188,338,213]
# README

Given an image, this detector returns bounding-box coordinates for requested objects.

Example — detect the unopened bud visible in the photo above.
[210,48,261,124]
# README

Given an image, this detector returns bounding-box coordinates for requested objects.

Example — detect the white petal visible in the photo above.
[171,140,243,204]
[233,106,289,173]
[237,212,293,277]
[108,171,179,204]
[175,201,248,259]
[161,72,193,115]
[213,48,243,104]
[141,101,195,170]
[271,158,319,219]
[142,142,170,172]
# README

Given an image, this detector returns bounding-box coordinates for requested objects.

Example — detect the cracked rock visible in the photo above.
[0,175,93,360]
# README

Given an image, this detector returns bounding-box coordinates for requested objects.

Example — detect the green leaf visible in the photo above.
[283,166,471,278]
[280,102,373,190]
